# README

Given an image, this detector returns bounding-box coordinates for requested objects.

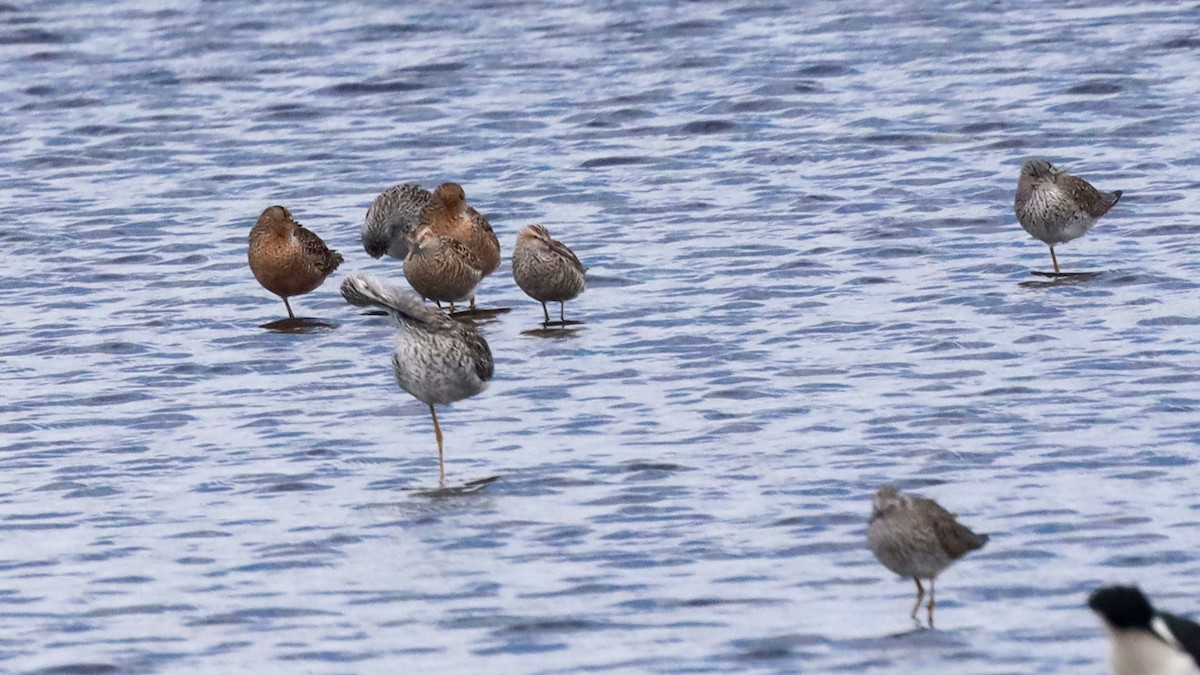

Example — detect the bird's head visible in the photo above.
[1089,586,1155,631]
[870,485,907,521]
[1021,158,1056,182]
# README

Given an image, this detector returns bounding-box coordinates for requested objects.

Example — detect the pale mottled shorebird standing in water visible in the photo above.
[1089,586,1200,675]
[867,485,989,628]
[417,183,500,309]
[341,273,493,484]
[361,183,433,260]
[248,206,344,319]
[1014,158,1123,274]
[403,226,485,312]
[511,225,586,324]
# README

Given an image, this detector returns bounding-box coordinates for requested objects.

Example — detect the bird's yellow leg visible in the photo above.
[430,404,445,485]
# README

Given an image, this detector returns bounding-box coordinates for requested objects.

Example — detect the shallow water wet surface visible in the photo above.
[2,0,1199,673]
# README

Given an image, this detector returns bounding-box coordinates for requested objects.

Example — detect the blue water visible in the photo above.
[2,0,1199,672]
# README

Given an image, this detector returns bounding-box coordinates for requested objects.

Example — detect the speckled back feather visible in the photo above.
[362,183,434,259]
[296,226,344,275]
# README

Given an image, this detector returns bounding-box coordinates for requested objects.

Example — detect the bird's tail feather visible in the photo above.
[340,273,439,325]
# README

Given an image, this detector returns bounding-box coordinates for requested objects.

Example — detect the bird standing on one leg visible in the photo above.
[1014,158,1122,274]
[340,273,493,484]
[867,485,988,628]
[511,225,586,325]
[248,205,343,319]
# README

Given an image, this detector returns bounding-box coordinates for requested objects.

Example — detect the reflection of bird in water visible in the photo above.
[403,226,485,313]
[417,183,499,309]
[248,205,343,319]
[867,485,988,628]
[1089,585,1200,675]
[1014,158,1122,274]
[341,273,493,484]
[361,183,433,261]
[512,225,586,324]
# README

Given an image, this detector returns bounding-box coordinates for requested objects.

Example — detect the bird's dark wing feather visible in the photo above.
[925,498,987,559]
[467,207,494,233]
[444,237,485,272]
[1161,612,1200,666]
[548,237,585,274]
[1062,175,1119,218]
[463,331,494,382]
[296,226,343,274]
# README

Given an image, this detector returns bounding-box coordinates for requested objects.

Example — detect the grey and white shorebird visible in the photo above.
[361,183,434,260]
[340,273,494,484]
[1014,158,1123,274]
[511,225,586,324]
[867,485,989,628]
[248,205,344,319]
[1089,585,1200,675]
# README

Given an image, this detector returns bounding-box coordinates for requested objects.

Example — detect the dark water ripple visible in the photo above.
[1,0,1199,672]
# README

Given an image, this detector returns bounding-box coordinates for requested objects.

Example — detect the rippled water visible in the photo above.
[2,0,1200,672]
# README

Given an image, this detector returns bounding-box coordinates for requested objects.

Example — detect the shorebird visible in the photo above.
[248,205,343,319]
[1014,158,1123,274]
[341,273,493,484]
[418,183,499,308]
[361,183,433,260]
[403,226,485,313]
[511,225,586,324]
[867,485,989,628]
[1089,586,1200,675]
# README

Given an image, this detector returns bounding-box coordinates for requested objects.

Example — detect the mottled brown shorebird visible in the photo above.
[361,183,433,260]
[1089,586,1200,675]
[867,485,988,628]
[403,226,485,312]
[1014,158,1123,274]
[341,273,493,484]
[248,205,344,318]
[418,183,500,308]
[511,225,586,324]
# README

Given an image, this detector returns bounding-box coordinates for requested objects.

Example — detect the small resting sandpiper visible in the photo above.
[511,224,586,325]
[1014,158,1122,274]
[248,205,343,319]
[867,485,988,628]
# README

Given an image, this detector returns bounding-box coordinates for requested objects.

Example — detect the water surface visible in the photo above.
[1,0,1199,672]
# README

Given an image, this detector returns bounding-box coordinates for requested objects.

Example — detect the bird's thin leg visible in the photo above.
[433,299,442,309]
[1049,246,1060,274]
[430,404,445,485]
[283,297,295,319]
[559,302,566,324]
[910,578,925,624]
[541,302,550,325]
[449,301,458,313]
[469,295,477,311]
[927,578,936,629]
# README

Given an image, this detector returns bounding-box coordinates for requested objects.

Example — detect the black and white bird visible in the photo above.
[1089,585,1200,675]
